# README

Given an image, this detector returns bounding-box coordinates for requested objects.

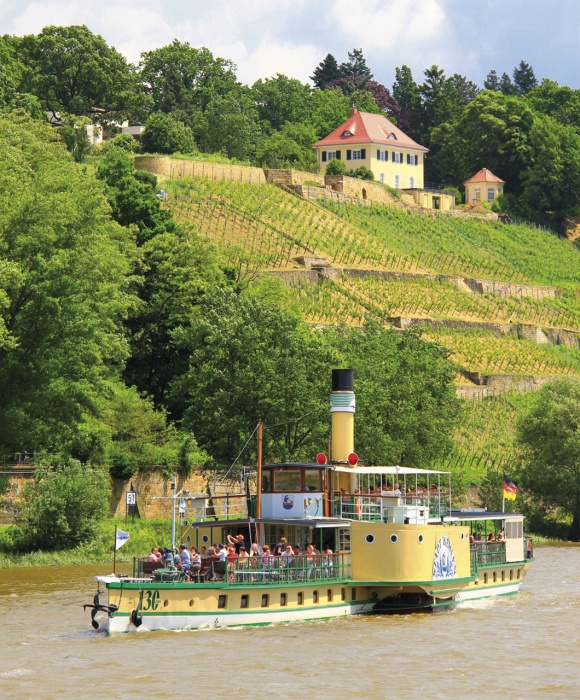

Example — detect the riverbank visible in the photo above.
[0,518,173,569]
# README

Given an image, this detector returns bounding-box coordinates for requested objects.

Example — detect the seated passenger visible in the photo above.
[178,543,191,573]
[497,533,504,541]
[488,533,495,541]
[148,548,161,562]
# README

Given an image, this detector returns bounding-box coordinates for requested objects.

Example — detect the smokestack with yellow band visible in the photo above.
[330,369,355,463]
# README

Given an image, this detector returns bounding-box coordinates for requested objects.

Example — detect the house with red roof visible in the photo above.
[312,108,428,190]
[463,168,505,205]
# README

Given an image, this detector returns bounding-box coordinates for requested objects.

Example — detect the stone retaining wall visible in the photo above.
[264,169,324,186]
[134,156,265,185]
[463,278,558,299]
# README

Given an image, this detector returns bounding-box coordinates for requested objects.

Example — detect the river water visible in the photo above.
[0,546,578,699]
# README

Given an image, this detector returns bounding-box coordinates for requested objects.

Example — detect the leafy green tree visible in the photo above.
[0,36,22,107]
[171,288,340,465]
[525,79,580,128]
[307,87,351,138]
[339,48,373,81]
[517,378,580,540]
[311,53,342,89]
[0,113,135,455]
[14,462,109,550]
[140,112,196,154]
[325,158,348,175]
[60,115,92,163]
[196,92,260,160]
[16,25,147,121]
[250,74,311,133]
[340,323,460,467]
[393,64,421,135]
[101,133,139,154]
[513,60,538,94]
[483,69,501,91]
[256,122,318,171]
[499,71,517,95]
[139,41,237,124]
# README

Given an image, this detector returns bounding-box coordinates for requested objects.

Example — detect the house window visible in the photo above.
[406,154,419,166]
[342,130,352,136]
[394,174,400,188]
[379,173,385,183]
[392,152,402,164]
[475,189,481,200]
[388,133,396,140]
[488,188,495,201]
[409,176,415,188]
[347,149,365,161]
[377,149,387,162]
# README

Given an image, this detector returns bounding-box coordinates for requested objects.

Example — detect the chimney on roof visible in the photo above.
[351,105,358,116]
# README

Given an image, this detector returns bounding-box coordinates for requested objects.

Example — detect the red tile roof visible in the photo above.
[312,108,428,152]
[463,168,505,184]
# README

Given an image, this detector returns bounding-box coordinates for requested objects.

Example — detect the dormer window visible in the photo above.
[388,133,396,140]
[342,130,353,137]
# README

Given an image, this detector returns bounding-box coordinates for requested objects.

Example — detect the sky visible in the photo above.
[1,0,579,91]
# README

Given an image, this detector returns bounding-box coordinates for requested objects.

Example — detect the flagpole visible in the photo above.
[502,495,505,513]
[113,527,117,575]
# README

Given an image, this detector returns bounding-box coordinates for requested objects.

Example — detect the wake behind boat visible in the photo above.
[85,369,534,633]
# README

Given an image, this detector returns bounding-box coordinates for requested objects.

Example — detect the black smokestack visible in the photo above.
[332,369,354,392]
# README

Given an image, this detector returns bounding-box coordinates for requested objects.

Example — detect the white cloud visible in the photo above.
[330,0,447,51]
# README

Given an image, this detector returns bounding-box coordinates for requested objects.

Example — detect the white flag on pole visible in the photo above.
[115,527,130,551]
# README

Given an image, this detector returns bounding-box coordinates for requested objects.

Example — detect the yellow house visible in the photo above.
[312,108,428,190]
[464,168,505,204]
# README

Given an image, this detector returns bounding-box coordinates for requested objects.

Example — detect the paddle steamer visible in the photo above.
[86,370,534,633]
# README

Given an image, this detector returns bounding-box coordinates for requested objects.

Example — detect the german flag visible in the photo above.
[503,475,519,501]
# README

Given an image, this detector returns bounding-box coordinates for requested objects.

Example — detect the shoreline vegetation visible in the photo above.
[0,519,575,570]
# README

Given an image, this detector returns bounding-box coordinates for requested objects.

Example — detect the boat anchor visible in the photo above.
[83,589,119,629]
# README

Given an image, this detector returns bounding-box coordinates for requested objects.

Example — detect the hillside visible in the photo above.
[163,172,580,384]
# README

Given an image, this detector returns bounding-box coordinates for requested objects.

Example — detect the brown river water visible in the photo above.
[0,546,579,700]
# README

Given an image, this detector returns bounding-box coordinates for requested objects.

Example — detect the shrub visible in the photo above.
[102,133,139,153]
[14,462,109,551]
[141,112,196,154]
[351,166,375,181]
[325,158,347,176]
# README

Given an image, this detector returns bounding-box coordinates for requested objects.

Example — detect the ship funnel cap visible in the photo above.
[332,369,354,392]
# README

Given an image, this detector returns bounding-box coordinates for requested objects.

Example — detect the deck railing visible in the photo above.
[332,493,448,523]
[226,553,351,586]
[469,542,506,573]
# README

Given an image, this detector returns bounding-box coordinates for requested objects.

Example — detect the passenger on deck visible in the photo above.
[190,547,202,581]
[249,543,261,557]
[273,537,287,556]
[281,544,294,566]
[178,544,191,573]
[488,533,495,541]
[469,535,475,544]
[227,533,246,553]
[201,546,207,559]
[148,548,161,562]
[162,547,174,567]
[217,544,227,562]
[497,533,504,541]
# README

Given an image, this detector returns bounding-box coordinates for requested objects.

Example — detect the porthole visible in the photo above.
[201,534,209,544]
[390,535,398,544]
[418,535,424,544]
[163,599,169,608]
[365,534,375,544]
[186,534,191,544]
[189,599,194,608]
[461,533,465,540]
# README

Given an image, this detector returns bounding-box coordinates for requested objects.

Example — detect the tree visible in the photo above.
[513,60,538,94]
[0,113,136,455]
[393,64,421,135]
[517,378,580,540]
[250,74,311,133]
[311,54,342,89]
[307,87,352,138]
[339,48,373,81]
[140,112,196,154]
[196,92,260,160]
[15,462,109,550]
[139,41,237,124]
[16,25,146,122]
[256,122,318,171]
[170,289,340,465]
[525,79,580,129]
[499,72,517,95]
[483,69,501,91]
[340,323,460,467]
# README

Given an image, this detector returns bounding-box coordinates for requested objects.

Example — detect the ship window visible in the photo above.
[261,473,271,492]
[510,570,514,581]
[327,589,333,602]
[280,593,287,607]
[218,595,227,609]
[484,573,488,584]
[261,594,269,608]
[341,588,346,601]
[313,590,319,603]
[304,469,322,491]
[390,535,398,544]
[493,572,497,583]
[502,571,505,582]
[298,592,304,605]
[352,588,357,601]
[418,535,424,544]
[163,599,169,608]
[189,599,194,607]
[201,534,209,544]
[338,528,351,552]
[517,569,521,580]
[274,469,301,492]
[241,595,249,609]
[365,534,375,544]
